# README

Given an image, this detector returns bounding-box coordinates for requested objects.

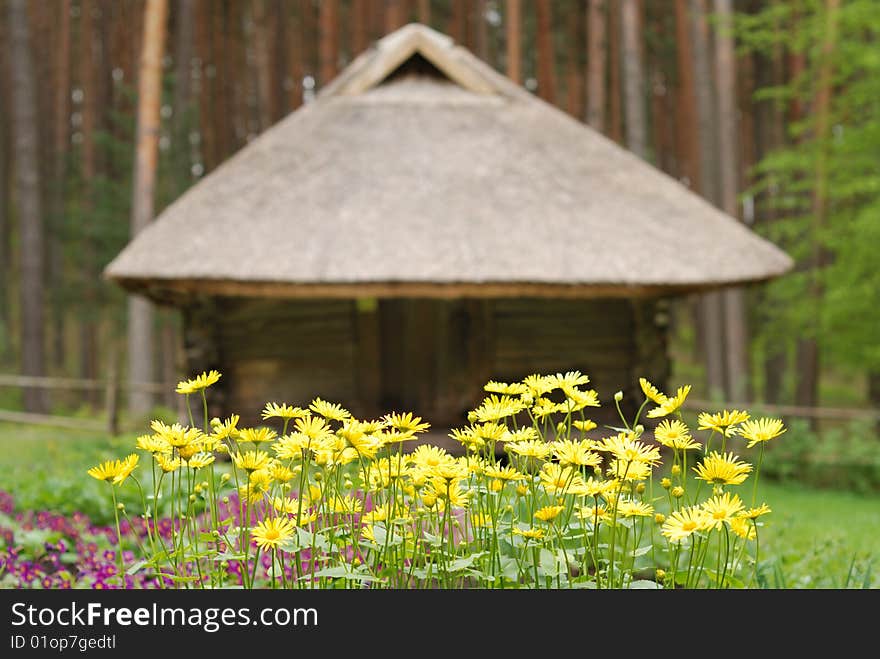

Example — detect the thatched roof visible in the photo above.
[105,23,793,304]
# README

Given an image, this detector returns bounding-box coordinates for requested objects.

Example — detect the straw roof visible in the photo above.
[105,23,793,304]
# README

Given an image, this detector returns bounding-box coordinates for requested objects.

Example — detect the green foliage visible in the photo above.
[0,426,141,526]
[737,0,880,373]
[758,418,880,494]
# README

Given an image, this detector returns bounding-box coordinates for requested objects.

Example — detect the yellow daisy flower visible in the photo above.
[539,463,585,495]
[738,418,787,448]
[384,411,431,434]
[484,380,529,395]
[646,385,691,418]
[231,450,271,473]
[483,464,527,481]
[639,377,668,405]
[238,427,278,444]
[261,402,309,421]
[469,394,527,423]
[521,374,555,397]
[502,427,540,443]
[309,398,351,422]
[730,516,757,540]
[739,503,772,519]
[506,439,552,460]
[512,527,546,540]
[186,453,215,469]
[155,454,182,473]
[175,369,221,395]
[210,414,241,441]
[595,433,662,466]
[661,506,712,543]
[697,409,751,437]
[294,415,333,441]
[534,505,565,522]
[135,434,171,455]
[701,491,745,530]
[653,419,702,451]
[87,454,139,485]
[251,516,295,551]
[616,499,654,518]
[552,439,602,468]
[693,451,753,486]
[572,419,598,433]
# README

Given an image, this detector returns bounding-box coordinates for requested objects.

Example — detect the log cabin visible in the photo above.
[104,23,792,437]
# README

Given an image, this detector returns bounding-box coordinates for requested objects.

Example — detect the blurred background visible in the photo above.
[1,0,878,492]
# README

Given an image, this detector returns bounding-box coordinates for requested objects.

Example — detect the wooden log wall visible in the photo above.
[181,295,671,431]
[204,297,359,424]
[490,297,671,425]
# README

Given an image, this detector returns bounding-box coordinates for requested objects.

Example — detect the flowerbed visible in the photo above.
[4,369,788,589]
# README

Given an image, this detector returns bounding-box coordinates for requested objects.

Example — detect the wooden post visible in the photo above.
[354,298,382,419]
[105,347,120,436]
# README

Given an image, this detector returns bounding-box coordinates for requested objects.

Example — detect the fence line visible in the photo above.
[0,370,168,435]
[0,374,166,394]
[682,399,880,421]
[3,374,879,434]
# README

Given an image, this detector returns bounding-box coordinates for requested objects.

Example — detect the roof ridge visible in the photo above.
[318,22,511,98]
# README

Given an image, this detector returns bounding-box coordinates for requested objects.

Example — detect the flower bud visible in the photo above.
[313,472,323,482]
[489,479,503,493]
[636,483,646,494]
[655,569,666,582]
[614,391,624,402]
[670,464,681,476]
[671,486,685,498]
[515,484,529,497]
[220,473,231,483]
[116,503,125,511]
[661,477,672,489]
[654,513,666,525]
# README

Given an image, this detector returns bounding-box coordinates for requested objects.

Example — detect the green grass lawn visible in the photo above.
[1,422,877,588]
[753,480,880,588]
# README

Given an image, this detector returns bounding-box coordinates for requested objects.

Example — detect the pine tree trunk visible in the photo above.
[50,0,71,371]
[128,0,170,416]
[620,0,645,158]
[674,0,698,190]
[78,0,100,407]
[166,0,195,409]
[714,0,750,402]
[758,0,788,405]
[586,0,606,132]
[689,0,726,400]
[534,0,556,104]
[565,5,584,120]
[0,72,9,363]
[795,0,840,423]
[868,372,880,436]
[506,0,522,84]
[608,0,622,143]
[8,0,48,413]
[287,5,304,109]
[319,0,338,86]
[473,0,488,61]
[417,0,430,24]
[449,0,467,45]
[352,0,371,54]
[251,0,274,131]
